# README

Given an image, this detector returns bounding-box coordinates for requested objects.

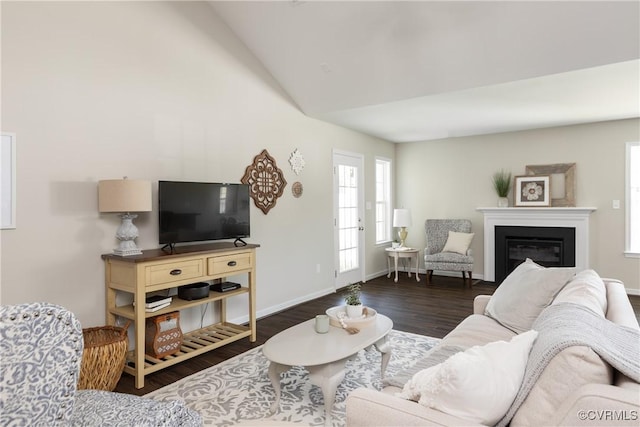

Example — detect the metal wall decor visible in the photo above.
[289,148,305,175]
[292,181,303,198]
[241,149,287,214]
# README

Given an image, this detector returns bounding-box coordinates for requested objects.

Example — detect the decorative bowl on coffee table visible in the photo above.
[325,306,377,328]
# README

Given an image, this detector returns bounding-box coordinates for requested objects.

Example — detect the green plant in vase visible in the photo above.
[492,170,512,207]
[344,283,363,318]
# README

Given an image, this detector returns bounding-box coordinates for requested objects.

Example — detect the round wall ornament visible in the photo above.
[289,148,305,175]
[292,181,303,198]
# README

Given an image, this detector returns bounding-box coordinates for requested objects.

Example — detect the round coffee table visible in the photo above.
[262,314,393,427]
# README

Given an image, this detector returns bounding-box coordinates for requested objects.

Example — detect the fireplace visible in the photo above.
[477,207,596,283]
[495,226,576,283]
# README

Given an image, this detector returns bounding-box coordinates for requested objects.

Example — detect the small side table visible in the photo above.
[385,247,420,283]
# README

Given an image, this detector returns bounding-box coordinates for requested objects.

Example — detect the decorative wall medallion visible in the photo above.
[289,148,305,175]
[241,149,287,214]
[292,181,303,198]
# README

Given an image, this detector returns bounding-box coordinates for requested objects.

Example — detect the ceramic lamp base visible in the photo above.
[398,227,408,247]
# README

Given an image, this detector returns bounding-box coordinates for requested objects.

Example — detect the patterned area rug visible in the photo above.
[147,330,440,427]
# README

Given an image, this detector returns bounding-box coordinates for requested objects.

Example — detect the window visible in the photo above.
[375,157,392,244]
[626,142,640,257]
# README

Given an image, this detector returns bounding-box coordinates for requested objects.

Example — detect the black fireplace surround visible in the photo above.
[495,226,576,284]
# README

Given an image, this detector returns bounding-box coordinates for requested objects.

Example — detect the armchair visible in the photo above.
[0,302,201,426]
[424,219,474,287]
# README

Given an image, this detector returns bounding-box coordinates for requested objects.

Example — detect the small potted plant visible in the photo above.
[492,170,512,207]
[344,283,363,318]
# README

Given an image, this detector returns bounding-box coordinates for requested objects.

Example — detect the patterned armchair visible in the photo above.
[424,219,474,287]
[0,302,202,426]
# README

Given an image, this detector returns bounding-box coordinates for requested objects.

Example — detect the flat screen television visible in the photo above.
[158,181,250,246]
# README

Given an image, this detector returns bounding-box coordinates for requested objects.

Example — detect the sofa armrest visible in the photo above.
[346,388,483,427]
[547,383,640,426]
[603,279,640,329]
[473,295,491,314]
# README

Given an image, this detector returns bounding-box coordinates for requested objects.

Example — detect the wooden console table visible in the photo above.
[103,242,259,388]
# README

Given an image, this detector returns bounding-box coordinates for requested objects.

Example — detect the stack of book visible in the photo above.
[142,295,172,312]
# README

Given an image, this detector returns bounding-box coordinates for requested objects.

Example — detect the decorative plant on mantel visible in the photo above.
[492,170,512,207]
[344,283,363,318]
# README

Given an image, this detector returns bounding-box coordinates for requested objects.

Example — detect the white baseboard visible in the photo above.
[229,286,336,325]
[366,270,391,281]
[367,268,485,282]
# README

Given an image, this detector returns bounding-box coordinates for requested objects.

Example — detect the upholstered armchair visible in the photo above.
[424,219,474,287]
[0,302,202,426]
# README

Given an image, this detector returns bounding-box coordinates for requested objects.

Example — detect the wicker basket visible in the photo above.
[78,324,129,391]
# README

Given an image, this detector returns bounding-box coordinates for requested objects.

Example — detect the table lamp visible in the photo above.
[393,208,412,247]
[98,178,152,256]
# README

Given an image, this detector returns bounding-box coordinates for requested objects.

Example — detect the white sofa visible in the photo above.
[346,267,640,426]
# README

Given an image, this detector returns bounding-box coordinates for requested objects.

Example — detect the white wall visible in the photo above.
[396,119,640,293]
[0,2,394,326]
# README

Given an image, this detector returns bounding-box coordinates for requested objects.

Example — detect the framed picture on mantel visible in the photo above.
[514,175,551,207]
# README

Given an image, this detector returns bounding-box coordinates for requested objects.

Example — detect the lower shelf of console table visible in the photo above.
[123,322,251,376]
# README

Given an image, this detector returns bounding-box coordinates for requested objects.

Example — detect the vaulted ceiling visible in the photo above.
[209,1,639,143]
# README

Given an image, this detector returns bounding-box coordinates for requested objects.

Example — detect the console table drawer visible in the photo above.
[145,259,204,286]
[208,252,252,275]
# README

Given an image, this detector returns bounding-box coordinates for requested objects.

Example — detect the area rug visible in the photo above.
[146,330,440,427]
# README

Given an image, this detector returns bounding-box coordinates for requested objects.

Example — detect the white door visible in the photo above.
[333,150,365,288]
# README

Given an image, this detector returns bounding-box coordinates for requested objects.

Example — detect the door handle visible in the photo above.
[358,226,365,231]
[227,261,237,267]
[170,269,182,276]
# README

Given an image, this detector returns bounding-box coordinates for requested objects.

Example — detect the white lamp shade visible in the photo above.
[98,179,152,213]
[393,209,412,227]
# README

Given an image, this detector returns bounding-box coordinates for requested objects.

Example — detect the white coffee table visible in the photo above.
[263,314,393,426]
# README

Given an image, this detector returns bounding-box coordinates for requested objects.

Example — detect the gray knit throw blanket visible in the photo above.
[496,302,640,427]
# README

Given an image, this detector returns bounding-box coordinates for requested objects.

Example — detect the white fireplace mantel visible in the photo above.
[477,207,597,282]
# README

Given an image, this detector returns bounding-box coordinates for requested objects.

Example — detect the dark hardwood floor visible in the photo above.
[114,273,640,396]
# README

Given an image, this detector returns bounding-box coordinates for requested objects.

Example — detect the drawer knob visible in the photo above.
[227,261,237,267]
[169,269,182,276]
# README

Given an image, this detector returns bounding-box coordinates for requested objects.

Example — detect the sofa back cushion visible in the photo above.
[485,258,575,333]
[552,269,607,316]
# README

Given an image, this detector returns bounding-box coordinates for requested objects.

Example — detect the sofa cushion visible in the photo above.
[398,330,538,426]
[511,276,612,426]
[384,315,515,390]
[552,269,607,316]
[485,258,575,333]
[511,346,613,426]
[442,231,474,255]
[441,313,516,349]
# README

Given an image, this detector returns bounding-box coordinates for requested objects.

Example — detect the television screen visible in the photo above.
[158,181,250,245]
